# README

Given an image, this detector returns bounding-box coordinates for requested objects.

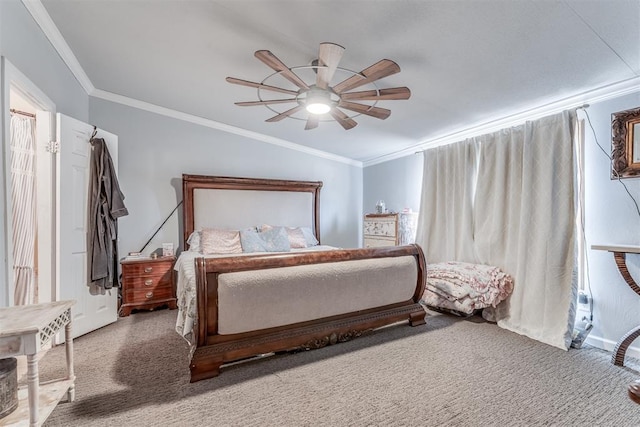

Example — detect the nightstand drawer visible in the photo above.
[124,275,171,289]
[364,219,397,237]
[125,286,174,304]
[364,236,396,248]
[122,261,174,278]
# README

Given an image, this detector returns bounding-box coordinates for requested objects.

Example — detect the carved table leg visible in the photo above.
[613,252,640,296]
[27,353,39,427]
[65,319,76,402]
[612,326,640,366]
[611,252,640,366]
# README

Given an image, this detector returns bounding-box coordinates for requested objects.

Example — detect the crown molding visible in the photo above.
[21,0,95,94]
[363,76,640,167]
[91,89,362,167]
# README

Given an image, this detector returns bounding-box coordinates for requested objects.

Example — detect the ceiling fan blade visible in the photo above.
[332,59,401,94]
[235,98,298,107]
[305,115,319,130]
[330,108,357,130]
[266,105,305,122]
[316,42,345,90]
[338,101,391,120]
[255,50,309,89]
[341,87,411,101]
[226,77,299,96]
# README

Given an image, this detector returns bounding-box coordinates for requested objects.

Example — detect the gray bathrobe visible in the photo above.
[87,137,128,289]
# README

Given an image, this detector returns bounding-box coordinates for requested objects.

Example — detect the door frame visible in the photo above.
[1,57,56,307]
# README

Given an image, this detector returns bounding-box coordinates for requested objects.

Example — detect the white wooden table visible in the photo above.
[591,244,640,366]
[0,300,76,426]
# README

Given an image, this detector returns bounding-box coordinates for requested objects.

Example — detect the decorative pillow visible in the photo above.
[187,230,201,252]
[259,227,291,252]
[200,228,243,254]
[261,224,315,248]
[239,229,268,253]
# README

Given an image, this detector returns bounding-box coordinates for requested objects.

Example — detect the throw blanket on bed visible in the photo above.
[423,261,513,315]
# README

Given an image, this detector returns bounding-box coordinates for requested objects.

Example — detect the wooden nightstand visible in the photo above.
[120,256,177,316]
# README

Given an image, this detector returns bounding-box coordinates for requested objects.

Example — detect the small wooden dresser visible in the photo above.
[364,212,419,248]
[120,256,177,316]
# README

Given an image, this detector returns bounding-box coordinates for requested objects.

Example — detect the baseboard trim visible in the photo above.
[585,334,640,361]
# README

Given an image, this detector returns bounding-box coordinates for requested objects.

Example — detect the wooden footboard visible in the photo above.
[190,244,427,382]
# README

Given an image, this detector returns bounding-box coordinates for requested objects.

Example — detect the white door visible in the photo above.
[56,113,118,337]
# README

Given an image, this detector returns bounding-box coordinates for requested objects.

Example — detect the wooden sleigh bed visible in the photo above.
[178,174,427,382]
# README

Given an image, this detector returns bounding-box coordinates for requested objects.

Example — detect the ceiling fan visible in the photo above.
[226,42,411,130]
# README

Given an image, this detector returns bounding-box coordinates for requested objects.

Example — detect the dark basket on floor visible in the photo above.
[0,357,18,419]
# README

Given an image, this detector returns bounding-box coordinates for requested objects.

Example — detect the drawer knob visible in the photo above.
[144,279,153,286]
[145,291,153,299]
[144,267,153,273]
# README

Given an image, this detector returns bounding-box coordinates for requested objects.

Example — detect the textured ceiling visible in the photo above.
[39,0,640,164]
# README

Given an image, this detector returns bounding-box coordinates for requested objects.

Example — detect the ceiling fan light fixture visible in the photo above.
[306,101,331,115]
[304,88,332,115]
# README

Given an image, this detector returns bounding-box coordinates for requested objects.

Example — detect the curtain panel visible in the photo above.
[415,139,478,263]
[474,110,577,349]
[10,115,38,305]
[418,110,577,349]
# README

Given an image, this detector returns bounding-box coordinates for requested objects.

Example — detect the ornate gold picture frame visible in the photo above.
[611,106,640,179]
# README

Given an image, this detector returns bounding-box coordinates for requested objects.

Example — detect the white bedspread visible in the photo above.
[174,246,337,342]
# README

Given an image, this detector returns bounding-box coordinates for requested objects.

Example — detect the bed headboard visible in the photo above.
[182,174,323,248]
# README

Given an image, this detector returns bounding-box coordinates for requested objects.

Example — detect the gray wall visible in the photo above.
[89,98,363,257]
[363,154,422,215]
[0,0,89,307]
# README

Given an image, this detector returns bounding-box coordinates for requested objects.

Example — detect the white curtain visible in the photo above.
[474,111,577,349]
[10,114,37,305]
[417,110,577,349]
[415,139,478,263]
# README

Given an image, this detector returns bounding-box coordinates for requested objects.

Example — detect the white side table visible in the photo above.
[0,300,76,426]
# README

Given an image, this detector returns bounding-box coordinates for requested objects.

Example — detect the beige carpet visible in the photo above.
[38,308,640,426]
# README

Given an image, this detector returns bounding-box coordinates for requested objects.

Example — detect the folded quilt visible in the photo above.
[423,291,478,315]
[423,261,513,314]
